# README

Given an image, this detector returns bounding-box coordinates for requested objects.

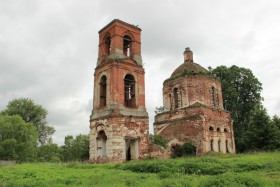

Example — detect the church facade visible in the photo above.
[89,20,235,163]
[154,48,235,154]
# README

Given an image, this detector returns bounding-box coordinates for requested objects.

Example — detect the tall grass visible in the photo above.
[0,152,279,186]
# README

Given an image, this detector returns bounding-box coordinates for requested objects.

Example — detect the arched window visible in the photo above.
[211,86,216,107]
[105,36,111,55]
[209,126,214,131]
[224,128,228,133]
[96,130,107,157]
[169,94,172,110]
[218,140,222,152]
[124,74,136,107]
[173,88,179,109]
[123,35,132,57]
[210,139,214,151]
[99,75,107,107]
[217,127,221,132]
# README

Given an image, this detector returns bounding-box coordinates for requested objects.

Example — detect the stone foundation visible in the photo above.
[89,116,149,163]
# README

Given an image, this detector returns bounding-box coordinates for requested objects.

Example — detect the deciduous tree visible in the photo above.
[245,106,280,150]
[2,98,55,144]
[212,65,263,152]
[37,143,61,162]
[60,134,89,162]
[0,115,38,162]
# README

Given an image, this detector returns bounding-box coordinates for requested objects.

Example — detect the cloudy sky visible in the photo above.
[1,0,279,145]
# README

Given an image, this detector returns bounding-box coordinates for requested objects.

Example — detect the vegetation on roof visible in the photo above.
[164,69,218,83]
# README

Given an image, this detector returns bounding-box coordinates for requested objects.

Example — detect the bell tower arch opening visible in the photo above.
[105,35,111,56]
[123,35,132,57]
[99,75,107,107]
[124,74,136,108]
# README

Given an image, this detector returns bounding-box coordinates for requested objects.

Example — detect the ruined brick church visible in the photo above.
[89,19,235,163]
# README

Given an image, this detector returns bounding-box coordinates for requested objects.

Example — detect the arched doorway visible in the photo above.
[125,138,138,161]
[96,130,107,157]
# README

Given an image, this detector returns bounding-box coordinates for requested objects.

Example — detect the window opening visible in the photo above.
[224,128,228,133]
[105,36,111,55]
[99,76,107,107]
[124,74,136,107]
[210,139,214,151]
[217,127,221,132]
[209,126,214,131]
[123,35,132,57]
[173,88,179,109]
[216,92,219,108]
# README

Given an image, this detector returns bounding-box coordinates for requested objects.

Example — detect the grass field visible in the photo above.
[0,152,280,187]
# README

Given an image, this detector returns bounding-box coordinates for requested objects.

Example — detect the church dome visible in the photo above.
[170,48,208,78]
[171,62,208,77]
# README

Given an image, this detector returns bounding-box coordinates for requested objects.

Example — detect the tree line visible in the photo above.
[1,65,280,162]
[0,98,89,162]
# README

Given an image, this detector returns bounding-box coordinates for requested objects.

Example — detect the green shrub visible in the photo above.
[150,134,168,148]
[172,142,196,158]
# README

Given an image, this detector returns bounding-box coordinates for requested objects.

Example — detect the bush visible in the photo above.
[172,142,196,158]
[150,134,168,148]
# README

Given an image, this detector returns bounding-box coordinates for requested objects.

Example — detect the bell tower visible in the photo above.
[89,19,149,163]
